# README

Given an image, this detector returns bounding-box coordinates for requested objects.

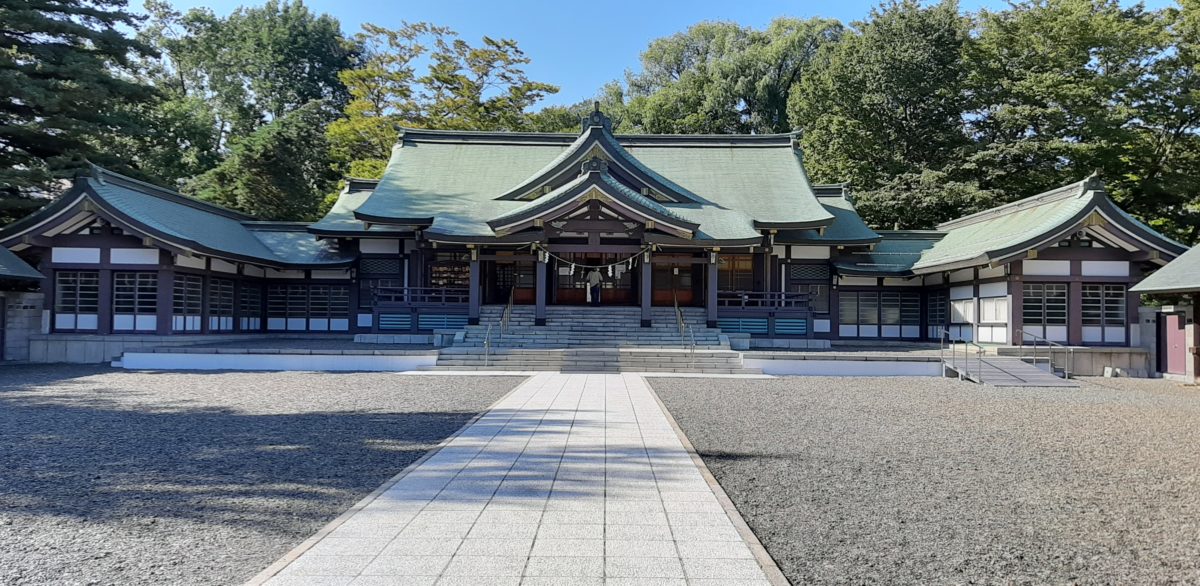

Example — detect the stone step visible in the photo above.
[423,365,763,374]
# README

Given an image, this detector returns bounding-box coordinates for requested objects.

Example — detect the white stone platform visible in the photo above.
[249,373,782,585]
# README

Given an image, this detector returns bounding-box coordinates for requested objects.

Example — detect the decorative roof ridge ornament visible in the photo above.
[1082,170,1105,194]
[581,102,613,133]
[580,156,609,175]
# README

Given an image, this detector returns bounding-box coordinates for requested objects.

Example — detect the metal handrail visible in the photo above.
[686,323,696,369]
[1016,329,1074,379]
[482,323,492,368]
[938,328,985,383]
[500,287,515,340]
[673,291,686,349]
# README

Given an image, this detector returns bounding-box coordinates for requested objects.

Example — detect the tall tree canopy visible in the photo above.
[623,18,843,134]
[189,100,338,221]
[325,22,557,179]
[0,0,155,203]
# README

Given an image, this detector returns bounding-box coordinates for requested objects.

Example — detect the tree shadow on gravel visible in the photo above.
[0,367,488,534]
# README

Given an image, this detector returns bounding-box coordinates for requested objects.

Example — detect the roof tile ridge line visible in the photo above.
[90,165,256,221]
[935,179,1091,231]
[596,172,693,223]
[597,131,702,203]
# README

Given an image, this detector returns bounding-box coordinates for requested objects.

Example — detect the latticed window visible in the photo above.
[208,278,235,332]
[1082,284,1126,326]
[172,274,203,332]
[208,279,235,317]
[927,291,947,326]
[1023,283,1067,325]
[787,264,831,314]
[54,271,100,331]
[239,283,262,331]
[309,285,350,318]
[113,272,157,331]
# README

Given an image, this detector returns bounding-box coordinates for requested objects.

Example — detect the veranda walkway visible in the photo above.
[250,373,782,585]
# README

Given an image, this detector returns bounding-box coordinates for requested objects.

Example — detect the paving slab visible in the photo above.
[251,373,781,585]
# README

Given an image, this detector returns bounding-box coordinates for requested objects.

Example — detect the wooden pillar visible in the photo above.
[1068,280,1083,346]
[97,267,113,335]
[468,255,480,325]
[535,257,547,326]
[155,251,174,335]
[706,252,718,328]
[1193,293,1200,384]
[640,252,652,327]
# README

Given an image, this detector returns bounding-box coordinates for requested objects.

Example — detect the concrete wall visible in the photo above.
[27,333,348,364]
[3,291,44,361]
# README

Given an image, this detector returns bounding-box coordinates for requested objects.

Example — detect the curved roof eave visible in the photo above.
[910,192,1185,275]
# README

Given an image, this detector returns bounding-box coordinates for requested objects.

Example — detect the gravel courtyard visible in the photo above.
[653,376,1200,585]
[0,365,522,586]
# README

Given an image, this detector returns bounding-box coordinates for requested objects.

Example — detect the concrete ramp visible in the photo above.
[949,355,1079,387]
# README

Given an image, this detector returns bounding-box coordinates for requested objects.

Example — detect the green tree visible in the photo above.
[326,23,557,179]
[789,0,975,227]
[626,18,842,134]
[0,0,156,196]
[189,101,338,220]
[965,0,1167,202]
[419,34,558,131]
[141,0,356,149]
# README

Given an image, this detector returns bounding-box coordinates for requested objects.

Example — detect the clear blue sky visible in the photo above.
[163,0,1177,108]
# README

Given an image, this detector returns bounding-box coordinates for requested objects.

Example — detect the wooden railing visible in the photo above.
[717,290,810,309]
[372,286,470,306]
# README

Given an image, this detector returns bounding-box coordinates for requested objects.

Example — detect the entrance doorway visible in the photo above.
[1160,313,1188,375]
[551,253,636,305]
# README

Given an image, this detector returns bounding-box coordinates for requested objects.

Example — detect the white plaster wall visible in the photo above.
[243,265,266,278]
[51,247,100,264]
[110,248,159,265]
[211,258,238,273]
[949,268,974,283]
[266,268,305,279]
[789,246,831,260]
[1081,261,1129,277]
[174,255,206,269]
[1024,260,1070,276]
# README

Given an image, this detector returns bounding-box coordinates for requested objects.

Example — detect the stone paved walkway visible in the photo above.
[256,373,775,585]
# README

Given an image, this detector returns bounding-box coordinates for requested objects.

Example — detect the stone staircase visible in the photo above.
[459,306,725,348]
[429,305,760,374]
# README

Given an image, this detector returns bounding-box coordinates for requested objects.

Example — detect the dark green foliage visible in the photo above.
[0,0,156,195]
[189,101,338,221]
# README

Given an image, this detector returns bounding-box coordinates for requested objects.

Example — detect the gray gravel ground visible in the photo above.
[653,375,1200,585]
[0,365,522,585]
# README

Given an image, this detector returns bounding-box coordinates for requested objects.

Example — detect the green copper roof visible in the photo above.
[349,121,833,243]
[0,167,353,268]
[1132,244,1200,294]
[910,177,1182,273]
[776,186,881,244]
[309,179,410,236]
[0,246,42,280]
[833,177,1185,276]
[833,231,942,276]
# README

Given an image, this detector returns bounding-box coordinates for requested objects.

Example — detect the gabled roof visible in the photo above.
[1132,244,1200,294]
[488,162,699,239]
[344,109,834,243]
[0,166,354,268]
[909,176,1184,274]
[0,246,42,280]
[830,177,1186,277]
